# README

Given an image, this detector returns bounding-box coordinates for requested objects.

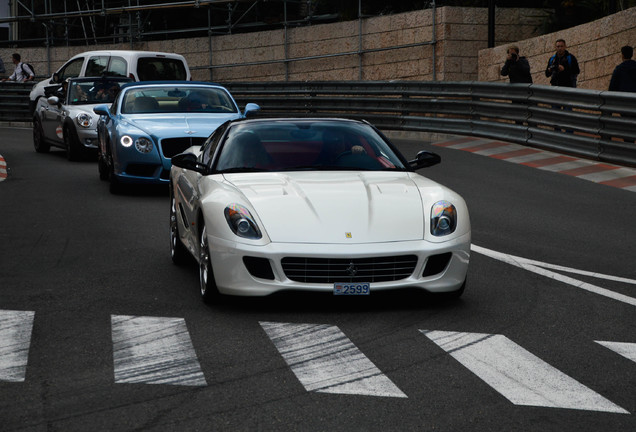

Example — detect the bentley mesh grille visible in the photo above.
[281,255,418,283]
[160,137,207,158]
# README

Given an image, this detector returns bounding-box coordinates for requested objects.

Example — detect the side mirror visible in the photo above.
[47,96,61,106]
[171,152,208,175]
[408,150,441,169]
[93,104,111,117]
[244,103,261,117]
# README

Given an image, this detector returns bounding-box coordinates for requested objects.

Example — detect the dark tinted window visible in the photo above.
[137,58,187,81]
[58,57,84,81]
[85,56,110,76]
[106,57,128,77]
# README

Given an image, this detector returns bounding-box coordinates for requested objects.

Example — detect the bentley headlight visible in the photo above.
[76,113,92,128]
[224,204,262,239]
[431,201,457,237]
[135,137,153,154]
[120,135,133,147]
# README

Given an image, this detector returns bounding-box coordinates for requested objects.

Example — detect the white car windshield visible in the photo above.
[121,87,238,114]
[215,120,407,172]
[67,79,127,105]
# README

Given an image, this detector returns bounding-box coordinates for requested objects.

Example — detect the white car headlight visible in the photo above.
[224,204,262,239]
[76,113,92,128]
[430,201,457,237]
[135,137,153,154]
[120,135,133,147]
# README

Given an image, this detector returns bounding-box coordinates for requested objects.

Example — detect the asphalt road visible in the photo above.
[0,126,634,432]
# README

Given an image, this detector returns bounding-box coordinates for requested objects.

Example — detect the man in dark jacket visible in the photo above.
[501,45,533,83]
[609,45,636,93]
[545,39,580,87]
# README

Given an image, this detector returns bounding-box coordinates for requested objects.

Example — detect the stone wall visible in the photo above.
[478,7,636,90]
[0,7,546,83]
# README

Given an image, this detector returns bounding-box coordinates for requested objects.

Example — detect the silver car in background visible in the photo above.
[32,76,131,161]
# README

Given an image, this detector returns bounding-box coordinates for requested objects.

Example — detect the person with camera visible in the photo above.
[545,39,580,87]
[501,45,532,83]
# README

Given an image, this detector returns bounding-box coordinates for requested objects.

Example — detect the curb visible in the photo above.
[0,154,7,182]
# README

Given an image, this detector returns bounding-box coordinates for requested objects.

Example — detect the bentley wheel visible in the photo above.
[33,118,50,153]
[199,224,219,303]
[98,149,109,181]
[170,192,189,265]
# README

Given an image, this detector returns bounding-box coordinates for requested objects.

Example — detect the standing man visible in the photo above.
[545,39,580,87]
[501,45,533,83]
[1,53,34,82]
[609,45,636,92]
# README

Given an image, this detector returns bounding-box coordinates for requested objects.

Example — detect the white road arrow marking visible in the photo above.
[111,315,207,386]
[421,330,629,414]
[0,310,35,382]
[260,321,407,398]
[596,341,636,363]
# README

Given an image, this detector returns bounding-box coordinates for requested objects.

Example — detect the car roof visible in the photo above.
[69,50,187,59]
[228,117,366,126]
[119,81,226,90]
[69,76,133,83]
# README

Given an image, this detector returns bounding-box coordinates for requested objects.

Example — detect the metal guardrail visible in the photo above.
[224,81,636,167]
[3,80,635,166]
[0,82,33,123]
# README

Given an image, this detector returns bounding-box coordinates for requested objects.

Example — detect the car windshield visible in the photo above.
[215,120,407,172]
[67,79,127,105]
[121,87,238,114]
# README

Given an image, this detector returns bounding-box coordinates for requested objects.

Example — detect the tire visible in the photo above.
[170,192,190,265]
[108,160,122,194]
[198,223,220,303]
[64,125,83,161]
[33,118,50,153]
[97,149,109,181]
[437,278,466,301]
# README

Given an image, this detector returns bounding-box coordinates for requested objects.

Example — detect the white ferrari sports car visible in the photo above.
[169,117,470,301]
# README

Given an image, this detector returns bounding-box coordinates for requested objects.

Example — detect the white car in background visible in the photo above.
[29,50,191,113]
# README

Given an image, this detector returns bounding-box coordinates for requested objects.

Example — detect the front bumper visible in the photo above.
[206,232,471,296]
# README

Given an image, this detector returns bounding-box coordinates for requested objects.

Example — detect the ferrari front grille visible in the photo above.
[281,255,418,283]
[160,137,207,158]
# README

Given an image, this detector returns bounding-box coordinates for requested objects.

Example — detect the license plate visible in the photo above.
[334,282,370,295]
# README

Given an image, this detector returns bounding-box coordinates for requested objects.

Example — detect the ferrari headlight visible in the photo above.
[224,204,262,239]
[431,201,457,237]
[120,135,133,147]
[135,137,153,154]
[76,113,92,128]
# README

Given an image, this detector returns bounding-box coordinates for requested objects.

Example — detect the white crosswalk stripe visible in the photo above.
[421,330,629,414]
[596,341,636,363]
[111,315,207,386]
[1,308,632,414]
[0,310,35,382]
[260,321,407,397]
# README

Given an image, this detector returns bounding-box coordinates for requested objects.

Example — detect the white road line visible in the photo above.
[502,151,561,164]
[111,315,207,386]
[471,244,636,307]
[421,330,629,414]
[0,310,35,382]
[260,321,407,398]
[595,341,636,363]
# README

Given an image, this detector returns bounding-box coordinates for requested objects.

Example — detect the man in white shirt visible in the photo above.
[1,53,34,82]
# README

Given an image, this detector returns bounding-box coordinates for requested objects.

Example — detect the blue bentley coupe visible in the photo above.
[93,81,259,193]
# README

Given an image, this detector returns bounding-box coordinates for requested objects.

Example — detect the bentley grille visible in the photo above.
[160,137,207,158]
[281,255,418,283]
